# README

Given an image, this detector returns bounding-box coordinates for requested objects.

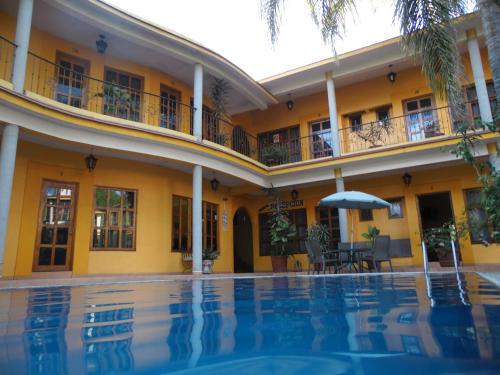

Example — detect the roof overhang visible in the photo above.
[0,0,277,113]
[259,12,485,101]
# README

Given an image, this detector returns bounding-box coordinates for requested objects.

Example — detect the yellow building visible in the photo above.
[0,0,498,278]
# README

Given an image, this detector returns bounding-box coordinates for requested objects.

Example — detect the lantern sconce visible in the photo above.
[85,154,98,172]
[291,189,299,200]
[286,93,294,111]
[96,34,108,54]
[210,177,220,192]
[387,64,397,84]
[402,172,412,186]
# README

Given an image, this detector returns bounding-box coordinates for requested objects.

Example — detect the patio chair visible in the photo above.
[338,241,370,273]
[361,235,393,272]
[305,240,339,274]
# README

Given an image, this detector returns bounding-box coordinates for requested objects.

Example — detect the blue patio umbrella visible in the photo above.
[319,191,391,247]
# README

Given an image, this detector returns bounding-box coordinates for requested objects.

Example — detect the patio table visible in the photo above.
[334,243,373,273]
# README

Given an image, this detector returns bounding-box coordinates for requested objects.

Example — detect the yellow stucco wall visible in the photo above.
[2,142,234,277]
[233,47,492,149]
[233,164,500,272]
[0,10,217,129]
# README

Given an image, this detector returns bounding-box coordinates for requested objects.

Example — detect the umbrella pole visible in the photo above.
[350,209,354,249]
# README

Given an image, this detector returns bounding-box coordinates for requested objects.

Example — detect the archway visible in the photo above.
[233,208,254,273]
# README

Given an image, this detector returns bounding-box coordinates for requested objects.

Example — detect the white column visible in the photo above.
[467,29,493,123]
[335,171,349,243]
[12,0,33,92]
[192,165,203,274]
[193,63,203,141]
[326,73,341,157]
[0,0,33,271]
[326,73,349,243]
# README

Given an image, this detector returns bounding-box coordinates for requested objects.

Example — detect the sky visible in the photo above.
[104,0,400,81]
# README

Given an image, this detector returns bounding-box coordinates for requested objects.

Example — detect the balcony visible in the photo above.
[339,106,455,154]
[0,36,471,169]
[0,36,15,83]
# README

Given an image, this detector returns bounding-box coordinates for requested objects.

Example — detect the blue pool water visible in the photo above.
[0,273,499,374]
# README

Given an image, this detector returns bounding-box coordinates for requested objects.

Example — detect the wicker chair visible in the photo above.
[361,235,393,272]
[305,240,339,274]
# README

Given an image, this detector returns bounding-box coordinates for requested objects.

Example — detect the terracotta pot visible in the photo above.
[437,251,454,267]
[202,260,213,274]
[271,256,288,273]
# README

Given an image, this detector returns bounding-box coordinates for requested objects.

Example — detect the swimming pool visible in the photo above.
[0,273,498,374]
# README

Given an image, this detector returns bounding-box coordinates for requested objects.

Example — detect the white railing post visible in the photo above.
[421,241,429,274]
[450,239,459,274]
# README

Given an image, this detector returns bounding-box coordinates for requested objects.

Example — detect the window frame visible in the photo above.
[55,51,90,109]
[171,195,220,253]
[309,118,333,159]
[257,124,302,164]
[315,206,341,249]
[91,186,138,251]
[464,80,497,123]
[103,67,144,122]
[359,208,373,222]
[386,197,404,219]
[348,113,363,132]
[258,208,308,256]
[159,84,181,130]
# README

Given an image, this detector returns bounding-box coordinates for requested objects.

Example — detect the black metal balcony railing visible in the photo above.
[0,36,15,82]
[339,106,454,154]
[0,36,472,167]
[23,52,260,160]
[201,110,259,160]
[257,130,333,166]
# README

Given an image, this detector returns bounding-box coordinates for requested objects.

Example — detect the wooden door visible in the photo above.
[33,181,77,272]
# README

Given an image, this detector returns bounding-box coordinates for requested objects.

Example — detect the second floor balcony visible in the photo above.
[0,35,488,169]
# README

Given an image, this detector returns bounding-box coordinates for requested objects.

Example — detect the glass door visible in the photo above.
[404,97,435,141]
[34,181,77,272]
[160,86,180,130]
[55,54,88,108]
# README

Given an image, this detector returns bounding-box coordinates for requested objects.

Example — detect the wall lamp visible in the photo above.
[85,154,98,172]
[291,189,299,200]
[387,65,397,84]
[402,172,412,186]
[286,93,294,111]
[210,177,220,192]
[96,34,108,54]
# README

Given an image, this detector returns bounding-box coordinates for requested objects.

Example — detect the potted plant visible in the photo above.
[423,222,463,267]
[362,225,380,244]
[354,120,392,148]
[261,143,288,166]
[202,246,219,274]
[307,223,330,253]
[266,190,297,272]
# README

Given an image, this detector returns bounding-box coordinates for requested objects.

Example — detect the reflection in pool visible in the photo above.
[0,273,499,374]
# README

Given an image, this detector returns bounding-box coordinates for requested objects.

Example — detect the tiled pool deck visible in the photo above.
[0,265,499,290]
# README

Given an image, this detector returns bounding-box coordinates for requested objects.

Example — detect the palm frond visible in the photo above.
[306,0,356,51]
[260,0,286,45]
[394,0,467,109]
